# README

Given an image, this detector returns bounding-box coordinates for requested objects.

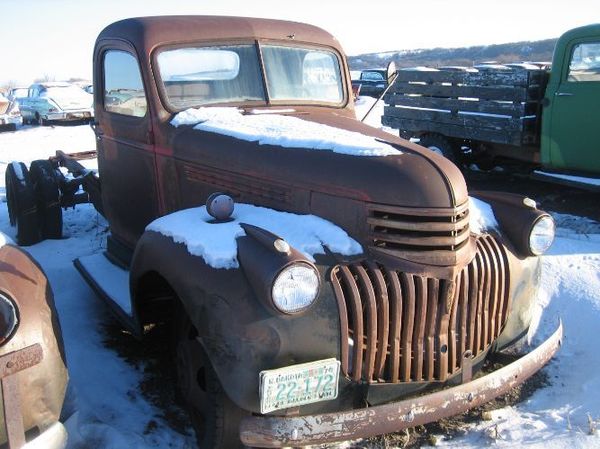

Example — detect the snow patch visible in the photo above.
[147,203,363,269]
[469,196,499,234]
[534,170,600,188]
[171,107,401,157]
[0,232,14,247]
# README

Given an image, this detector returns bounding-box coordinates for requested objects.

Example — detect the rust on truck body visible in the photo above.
[240,321,562,447]
[79,16,562,448]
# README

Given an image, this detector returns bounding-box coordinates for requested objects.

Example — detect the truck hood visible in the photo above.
[171,109,468,210]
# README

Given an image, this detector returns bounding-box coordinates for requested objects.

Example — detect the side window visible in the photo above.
[103,50,148,117]
[567,42,600,82]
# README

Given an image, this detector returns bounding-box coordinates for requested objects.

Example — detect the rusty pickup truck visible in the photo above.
[5,16,561,448]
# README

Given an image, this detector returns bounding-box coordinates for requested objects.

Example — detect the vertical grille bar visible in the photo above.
[330,268,350,377]
[488,237,510,337]
[458,267,469,368]
[400,273,415,382]
[353,266,378,382]
[474,252,485,356]
[338,266,364,382]
[424,278,439,381]
[448,271,463,374]
[481,238,499,343]
[366,262,390,380]
[467,258,479,355]
[436,280,452,381]
[412,276,428,381]
[386,270,403,383]
[478,241,492,350]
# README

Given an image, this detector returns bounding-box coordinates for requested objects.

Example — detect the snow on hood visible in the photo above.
[469,196,499,234]
[146,203,363,269]
[171,107,401,157]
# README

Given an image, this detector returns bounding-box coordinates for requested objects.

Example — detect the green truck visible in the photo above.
[382,24,600,177]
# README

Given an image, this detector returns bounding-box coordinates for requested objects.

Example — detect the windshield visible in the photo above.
[156,43,344,110]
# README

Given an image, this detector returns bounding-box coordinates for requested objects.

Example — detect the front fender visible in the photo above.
[130,230,341,413]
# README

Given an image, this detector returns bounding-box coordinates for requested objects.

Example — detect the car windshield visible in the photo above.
[156,43,344,110]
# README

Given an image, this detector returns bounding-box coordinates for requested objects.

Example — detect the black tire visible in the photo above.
[35,113,45,126]
[29,160,63,239]
[418,134,458,163]
[5,162,41,246]
[173,304,248,449]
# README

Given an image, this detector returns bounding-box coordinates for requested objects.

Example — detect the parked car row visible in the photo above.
[0,82,93,131]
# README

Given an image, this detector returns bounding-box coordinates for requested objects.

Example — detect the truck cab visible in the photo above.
[542,23,600,173]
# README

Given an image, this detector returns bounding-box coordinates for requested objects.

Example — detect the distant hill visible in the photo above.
[348,38,557,70]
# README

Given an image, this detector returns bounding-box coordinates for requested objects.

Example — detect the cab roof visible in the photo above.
[96,16,344,55]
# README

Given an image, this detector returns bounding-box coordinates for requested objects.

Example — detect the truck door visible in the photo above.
[548,40,600,173]
[93,45,158,250]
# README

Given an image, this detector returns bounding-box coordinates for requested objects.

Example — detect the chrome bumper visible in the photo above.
[0,115,22,126]
[47,109,93,121]
[240,321,563,447]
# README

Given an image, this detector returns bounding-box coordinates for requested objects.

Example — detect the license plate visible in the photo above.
[259,358,340,414]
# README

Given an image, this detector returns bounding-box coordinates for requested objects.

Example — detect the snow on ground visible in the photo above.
[534,170,600,188]
[0,123,599,448]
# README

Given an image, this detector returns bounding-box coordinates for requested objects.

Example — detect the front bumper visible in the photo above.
[46,109,93,121]
[0,115,22,126]
[240,320,562,447]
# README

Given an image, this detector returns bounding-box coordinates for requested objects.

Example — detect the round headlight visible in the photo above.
[272,263,320,314]
[0,292,18,345]
[529,215,555,255]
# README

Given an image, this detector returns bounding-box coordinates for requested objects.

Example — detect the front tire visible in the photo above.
[174,305,247,449]
[29,160,63,239]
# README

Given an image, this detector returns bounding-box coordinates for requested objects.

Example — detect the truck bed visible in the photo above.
[382,69,549,147]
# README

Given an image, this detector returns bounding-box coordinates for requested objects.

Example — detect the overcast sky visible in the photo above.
[1,0,597,85]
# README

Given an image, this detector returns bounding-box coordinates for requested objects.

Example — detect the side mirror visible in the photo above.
[386,61,397,83]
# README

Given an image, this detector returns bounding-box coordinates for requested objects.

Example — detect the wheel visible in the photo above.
[35,113,45,126]
[174,304,248,449]
[5,162,41,246]
[29,160,63,239]
[418,134,458,163]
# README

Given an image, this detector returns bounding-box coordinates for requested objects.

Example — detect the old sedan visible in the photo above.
[19,82,93,125]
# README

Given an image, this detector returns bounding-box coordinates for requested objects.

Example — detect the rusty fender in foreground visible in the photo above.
[240,321,563,447]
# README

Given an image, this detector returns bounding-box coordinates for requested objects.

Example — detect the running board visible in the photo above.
[74,253,139,336]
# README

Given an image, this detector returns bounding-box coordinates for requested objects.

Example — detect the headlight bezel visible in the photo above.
[271,261,321,315]
[528,214,555,256]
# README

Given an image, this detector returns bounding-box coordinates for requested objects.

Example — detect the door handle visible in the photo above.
[555,92,574,97]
